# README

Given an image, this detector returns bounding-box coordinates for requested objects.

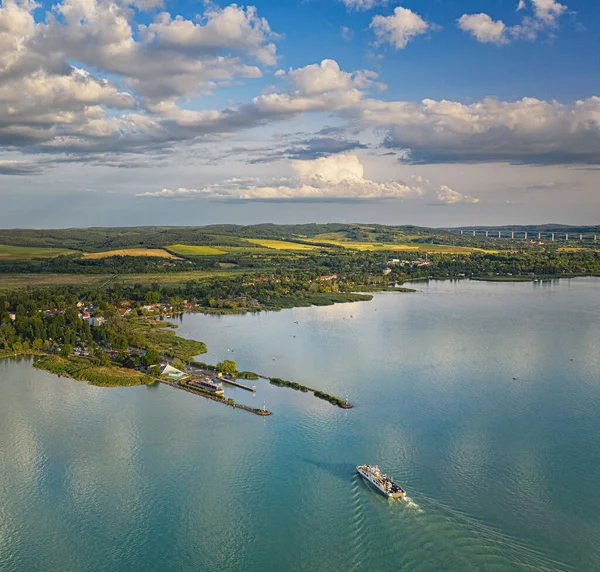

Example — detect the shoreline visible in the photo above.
[405,273,600,283]
[4,277,598,416]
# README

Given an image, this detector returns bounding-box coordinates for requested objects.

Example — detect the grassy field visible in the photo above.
[245,239,317,251]
[0,269,265,289]
[83,248,178,259]
[557,247,600,252]
[0,244,76,260]
[34,355,153,386]
[305,239,494,254]
[167,244,227,256]
[0,273,111,289]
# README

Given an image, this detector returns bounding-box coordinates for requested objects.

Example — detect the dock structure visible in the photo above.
[219,376,257,392]
[157,378,271,416]
[185,364,257,392]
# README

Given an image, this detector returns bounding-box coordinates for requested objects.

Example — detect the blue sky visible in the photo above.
[0,0,598,227]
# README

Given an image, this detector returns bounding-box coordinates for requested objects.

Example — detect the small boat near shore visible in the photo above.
[356,465,405,498]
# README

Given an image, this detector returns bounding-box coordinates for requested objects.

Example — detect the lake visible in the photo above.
[1,278,600,571]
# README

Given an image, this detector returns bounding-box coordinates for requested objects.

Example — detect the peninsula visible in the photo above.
[1,223,599,415]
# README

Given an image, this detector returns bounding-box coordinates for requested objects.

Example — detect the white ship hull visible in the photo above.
[356,466,405,498]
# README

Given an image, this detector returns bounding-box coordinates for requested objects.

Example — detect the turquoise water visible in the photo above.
[1,279,600,571]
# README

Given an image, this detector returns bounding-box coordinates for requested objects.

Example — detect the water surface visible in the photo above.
[1,279,600,571]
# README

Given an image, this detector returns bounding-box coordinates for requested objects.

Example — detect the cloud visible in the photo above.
[522,181,557,190]
[341,26,353,41]
[0,0,595,177]
[38,1,277,100]
[530,0,567,25]
[0,12,380,160]
[0,160,45,175]
[458,0,568,44]
[436,186,479,204]
[370,7,430,49]
[458,14,508,44]
[340,0,385,10]
[357,96,600,165]
[132,0,163,11]
[246,135,369,163]
[139,5,278,66]
[139,154,424,201]
[153,59,378,139]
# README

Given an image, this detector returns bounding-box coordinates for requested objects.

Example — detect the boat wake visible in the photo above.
[398,495,423,512]
[352,483,571,571]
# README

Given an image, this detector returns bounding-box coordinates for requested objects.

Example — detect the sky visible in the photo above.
[0,0,598,228]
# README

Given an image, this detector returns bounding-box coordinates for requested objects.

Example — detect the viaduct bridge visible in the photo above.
[456,229,598,242]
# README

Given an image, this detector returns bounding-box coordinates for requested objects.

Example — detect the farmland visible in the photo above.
[0,273,110,289]
[305,239,494,254]
[83,248,178,259]
[0,268,262,289]
[0,245,76,260]
[245,239,317,251]
[167,244,227,256]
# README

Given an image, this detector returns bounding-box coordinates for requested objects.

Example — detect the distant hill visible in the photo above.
[0,222,596,252]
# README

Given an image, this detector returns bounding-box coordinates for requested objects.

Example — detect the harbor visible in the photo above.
[157,377,271,416]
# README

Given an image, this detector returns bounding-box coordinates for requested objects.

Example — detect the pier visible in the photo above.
[220,376,257,392]
[157,378,271,416]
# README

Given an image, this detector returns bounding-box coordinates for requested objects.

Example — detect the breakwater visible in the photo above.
[258,374,352,409]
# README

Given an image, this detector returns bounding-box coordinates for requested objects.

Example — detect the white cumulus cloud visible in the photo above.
[357,96,600,165]
[458,0,568,44]
[370,7,430,49]
[437,186,480,204]
[139,154,424,201]
[458,14,508,44]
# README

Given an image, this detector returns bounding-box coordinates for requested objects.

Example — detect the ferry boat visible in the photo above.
[356,465,405,498]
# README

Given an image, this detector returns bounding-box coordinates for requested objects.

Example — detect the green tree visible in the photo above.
[216,359,237,375]
[60,344,73,357]
[143,348,161,366]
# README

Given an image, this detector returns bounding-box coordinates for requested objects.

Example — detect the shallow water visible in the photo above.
[1,278,599,571]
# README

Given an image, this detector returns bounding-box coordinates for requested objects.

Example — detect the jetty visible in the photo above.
[220,376,257,392]
[157,378,271,416]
